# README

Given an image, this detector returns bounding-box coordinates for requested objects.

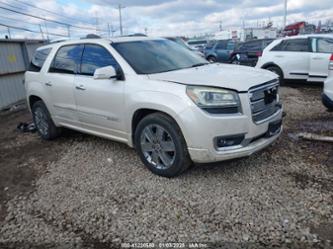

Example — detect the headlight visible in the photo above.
[186,86,241,114]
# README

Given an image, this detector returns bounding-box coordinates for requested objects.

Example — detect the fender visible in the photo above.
[126,90,191,147]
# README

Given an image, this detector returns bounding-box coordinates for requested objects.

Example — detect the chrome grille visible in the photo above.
[249,80,280,124]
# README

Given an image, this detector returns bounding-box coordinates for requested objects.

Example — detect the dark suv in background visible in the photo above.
[204,39,237,63]
[229,39,273,66]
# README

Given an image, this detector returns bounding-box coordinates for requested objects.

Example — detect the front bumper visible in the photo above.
[322,93,333,110]
[178,92,283,164]
[189,127,282,163]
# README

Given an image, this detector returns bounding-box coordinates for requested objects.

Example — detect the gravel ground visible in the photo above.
[0,85,332,249]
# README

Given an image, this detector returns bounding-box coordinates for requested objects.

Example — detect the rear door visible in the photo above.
[270,38,311,80]
[46,44,83,124]
[74,44,126,138]
[215,40,229,62]
[309,37,333,82]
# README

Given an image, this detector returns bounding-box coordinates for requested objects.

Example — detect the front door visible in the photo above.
[309,37,333,82]
[74,44,126,139]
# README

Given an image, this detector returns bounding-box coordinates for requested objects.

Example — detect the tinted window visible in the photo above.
[317,38,333,53]
[112,39,207,74]
[226,41,236,50]
[245,41,261,51]
[80,45,119,76]
[272,39,309,52]
[216,40,228,49]
[205,40,216,49]
[49,45,83,74]
[263,39,273,48]
[29,48,52,72]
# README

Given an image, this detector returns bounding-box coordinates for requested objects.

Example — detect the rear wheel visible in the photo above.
[266,66,284,85]
[231,55,240,65]
[134,113,191,177]
[32,101,61,140]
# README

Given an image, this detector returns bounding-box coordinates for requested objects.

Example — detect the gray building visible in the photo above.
[0,39,45,110]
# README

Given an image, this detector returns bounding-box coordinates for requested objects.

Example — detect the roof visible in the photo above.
[35,36,165,51]
[280,33,333,40]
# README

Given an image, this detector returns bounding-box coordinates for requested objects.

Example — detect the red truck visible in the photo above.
[283,21,316,36]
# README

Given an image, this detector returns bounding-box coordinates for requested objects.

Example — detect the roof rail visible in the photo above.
[49,38,70,44]
[81,34,101,39]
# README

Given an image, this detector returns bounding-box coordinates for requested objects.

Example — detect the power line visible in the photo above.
[0,4,107,32]
[0,22,68,37]
[12,0,87,24]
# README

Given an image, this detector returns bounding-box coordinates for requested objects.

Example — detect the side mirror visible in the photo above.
[93,66,117,80]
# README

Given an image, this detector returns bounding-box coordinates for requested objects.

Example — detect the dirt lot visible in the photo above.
[0,85,332,249]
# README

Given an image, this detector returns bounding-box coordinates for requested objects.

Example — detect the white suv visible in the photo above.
[256,34,333,83]
[25,37,283,177]
[323,61,333,110]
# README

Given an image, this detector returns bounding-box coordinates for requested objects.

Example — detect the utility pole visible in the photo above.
[219,21,222,31]
[39,24,44,40]
[95,13,99,34]
[117,4,125,36]
[67,25,71,38]
[283,0,288,28]
[7,27,11,39]
[144,27,148,35]
[43,17,50,41]
[107,23,111,39]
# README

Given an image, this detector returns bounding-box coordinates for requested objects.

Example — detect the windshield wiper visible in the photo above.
[191,63,209,68]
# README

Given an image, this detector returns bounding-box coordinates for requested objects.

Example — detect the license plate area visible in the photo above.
[266,119,282,137]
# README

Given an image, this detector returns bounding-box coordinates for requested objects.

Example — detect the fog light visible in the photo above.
[215,134,244,148]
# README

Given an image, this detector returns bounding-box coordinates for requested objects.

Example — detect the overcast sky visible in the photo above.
[0,0,332,39]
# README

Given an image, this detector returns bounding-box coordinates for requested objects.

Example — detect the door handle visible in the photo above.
[275,55,284,58]
[312,57,323,60]
[75,85,86,90]
[45,81,52,87]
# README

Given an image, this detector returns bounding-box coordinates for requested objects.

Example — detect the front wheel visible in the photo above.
[266,66,284,85]
[231,55,240,65]
[134,113,192,177]
[207,56,217,63]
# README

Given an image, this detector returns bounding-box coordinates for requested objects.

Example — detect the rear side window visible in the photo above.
[80,44,119,76]
[216,40,228,49]
[272,39,309,52]
[245,41,261,51]
[317,38,333,53]
[49,45,83,74]
[29,48,52,72]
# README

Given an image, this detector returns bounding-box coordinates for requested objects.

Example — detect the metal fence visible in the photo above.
[0,39,45,110]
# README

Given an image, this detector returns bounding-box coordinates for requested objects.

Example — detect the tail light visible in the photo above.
[329,54,333,70]
[256,51,263,57]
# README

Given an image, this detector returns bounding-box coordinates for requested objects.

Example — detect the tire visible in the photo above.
[231,55,240,65]
[134,113,192,177]
[266,66,284,85]
[207,56,217,63]
[32,100,61,140]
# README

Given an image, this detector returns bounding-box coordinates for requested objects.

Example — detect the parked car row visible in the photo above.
[188,34,333,110]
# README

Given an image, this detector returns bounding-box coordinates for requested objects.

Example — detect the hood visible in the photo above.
[148,63,277,92]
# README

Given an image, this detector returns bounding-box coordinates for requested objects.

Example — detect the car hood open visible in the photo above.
[148,63,277,92]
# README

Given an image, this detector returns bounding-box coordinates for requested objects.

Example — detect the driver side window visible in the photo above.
[80,44,119,76]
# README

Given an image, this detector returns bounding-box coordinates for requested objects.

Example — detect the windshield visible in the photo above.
[112,39,207,74]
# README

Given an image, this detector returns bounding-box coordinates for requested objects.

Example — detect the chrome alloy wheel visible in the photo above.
[34,107,48,136]
[140,124,176,169]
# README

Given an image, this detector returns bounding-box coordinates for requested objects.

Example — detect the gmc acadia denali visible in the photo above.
[25,37,283,177]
